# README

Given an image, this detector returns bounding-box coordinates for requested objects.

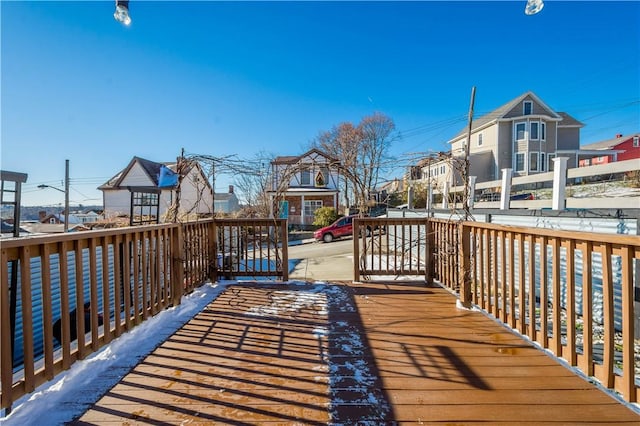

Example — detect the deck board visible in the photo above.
[73,281,639,424]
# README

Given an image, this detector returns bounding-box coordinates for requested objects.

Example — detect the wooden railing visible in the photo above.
[0,218,288,412]
[353,217,431,282]
[210,218,288,282]
[461,221,640,403]
[354,216,639,403]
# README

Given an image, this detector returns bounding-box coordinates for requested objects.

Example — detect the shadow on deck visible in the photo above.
[73,281,639,424]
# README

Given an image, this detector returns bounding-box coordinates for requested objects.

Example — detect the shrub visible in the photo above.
[313,207,339,227]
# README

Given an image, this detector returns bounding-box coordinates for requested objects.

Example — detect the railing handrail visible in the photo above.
[454,219,640,246]
[0,222,179,249]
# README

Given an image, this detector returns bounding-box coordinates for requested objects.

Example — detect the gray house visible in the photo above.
[411,92,586,191]
[449,91,584,183]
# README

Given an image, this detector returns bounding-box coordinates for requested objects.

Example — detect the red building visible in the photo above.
[579,133,640,166]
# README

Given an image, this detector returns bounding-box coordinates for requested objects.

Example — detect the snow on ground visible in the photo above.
[1,280,391,425]
[1,282,228,425]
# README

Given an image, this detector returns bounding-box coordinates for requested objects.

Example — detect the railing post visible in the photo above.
[426,218,434,284]
[280,219,289,282]
[353,219,360,282]
[458,222,473,308]
[209,219,218,283]
[171,224,185,306]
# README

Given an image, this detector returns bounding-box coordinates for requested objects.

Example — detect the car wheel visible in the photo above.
[323,233,334,243]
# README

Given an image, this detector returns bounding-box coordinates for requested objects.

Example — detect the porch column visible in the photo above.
[442,181,449,209]
[468,176,477,209]
[552,157,568,210]
[500,168,513,211]
[407,186,414,209]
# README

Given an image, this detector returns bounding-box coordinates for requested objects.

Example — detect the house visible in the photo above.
[99,156,213,223]
[38,210,102,225]
[409,91,586,191]
[214,185,240,214]
[38,211,82,226]
[267,148,341,227]
[20,222,89,234]
[578,133,640,166]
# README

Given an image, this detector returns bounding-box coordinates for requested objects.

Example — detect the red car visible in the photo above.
[314,215,355,243]
[314,215,371,243]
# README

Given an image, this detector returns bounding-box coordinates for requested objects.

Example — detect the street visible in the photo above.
[288,237,354,281]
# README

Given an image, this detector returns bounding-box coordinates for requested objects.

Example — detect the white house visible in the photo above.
[99,156,213,223]
[214,185,240,214]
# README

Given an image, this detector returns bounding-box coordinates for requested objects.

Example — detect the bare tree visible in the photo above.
[233,152,273,217]
[312,122,360,210]
[357,112,397,207]
[311,112,398,213]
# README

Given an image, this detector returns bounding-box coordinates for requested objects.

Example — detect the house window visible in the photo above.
[523,101,533,115]
[529,152,539,172]
[530,122,539,140]
[303,200,323,218]
[478,133,483,146]
[130,190,160,225]
[540,152,546,172]
[440,165,445,174]
[300,167,311,185]
[515,122,526,140]
[515,152,525,172]
[634,136,639,147]
[540,122,546,141]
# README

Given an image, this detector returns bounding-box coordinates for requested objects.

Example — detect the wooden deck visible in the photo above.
[74,281,639,425]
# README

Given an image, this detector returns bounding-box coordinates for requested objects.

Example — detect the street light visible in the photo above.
[114,0,132,26]
[525,0,544,15]
[37,159,70,233]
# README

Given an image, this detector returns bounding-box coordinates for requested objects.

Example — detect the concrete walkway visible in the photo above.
[289,253,355,282]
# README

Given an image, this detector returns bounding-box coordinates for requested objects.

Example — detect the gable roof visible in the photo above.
[99,156,204,190]
[214,193,237,202]
[272,148,339,165]
[581,132,640,150]
[450,91,566,141]
[556,112,584,128]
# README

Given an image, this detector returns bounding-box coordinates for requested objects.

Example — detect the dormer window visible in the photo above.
[523,101,533,115]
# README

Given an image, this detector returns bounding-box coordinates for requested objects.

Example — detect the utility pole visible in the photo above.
[463,87,476,219]
[64,159,69,233]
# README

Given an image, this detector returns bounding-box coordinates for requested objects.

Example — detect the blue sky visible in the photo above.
[2,1,639,207]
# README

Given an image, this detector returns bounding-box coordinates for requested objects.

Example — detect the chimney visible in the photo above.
[39,211,47,222]
[616,133,623,138]
[228,185,234,194]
